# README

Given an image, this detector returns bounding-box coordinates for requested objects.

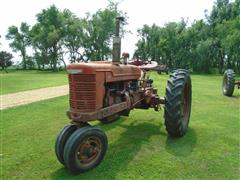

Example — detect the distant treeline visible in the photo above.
[0,0,239,73]
[134,0,240,73]
[1,1,125,71]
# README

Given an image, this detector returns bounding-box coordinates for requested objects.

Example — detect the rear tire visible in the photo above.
[164,69,192,137]
[63,126,108,174]
[222,69,235,96]
[55,124,78,165]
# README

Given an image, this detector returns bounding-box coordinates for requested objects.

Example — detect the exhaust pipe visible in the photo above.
[112,17,124,65]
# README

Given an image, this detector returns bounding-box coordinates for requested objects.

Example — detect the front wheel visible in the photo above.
[63,126,108,174]
[164,69,192,137]
[55,124,78,165]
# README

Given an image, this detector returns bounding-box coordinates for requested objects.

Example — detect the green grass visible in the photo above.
[1,73,240,179]
[0,70,67,95]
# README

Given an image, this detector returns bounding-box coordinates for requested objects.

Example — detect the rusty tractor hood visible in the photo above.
[67,62,142,80]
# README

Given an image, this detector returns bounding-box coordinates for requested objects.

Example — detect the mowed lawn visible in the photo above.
[0,70,67,95]
[1,73,240,179]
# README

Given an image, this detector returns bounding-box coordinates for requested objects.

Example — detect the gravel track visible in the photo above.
[0,85,68,110]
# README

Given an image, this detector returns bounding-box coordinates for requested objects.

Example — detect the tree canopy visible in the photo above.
[6,22,30,69]
[3,0,240,73]
[134,0,240,73]
[4,2,124,71]
[0,51,13,72]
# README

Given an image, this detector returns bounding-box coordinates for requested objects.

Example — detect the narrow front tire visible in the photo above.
[63,126,108,174]
[55,124,78,165]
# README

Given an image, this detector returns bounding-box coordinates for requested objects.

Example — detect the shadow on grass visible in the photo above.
[51,118,197,179]
[165,128,197,157]
[230,95,240,99]
[51,119,163,179]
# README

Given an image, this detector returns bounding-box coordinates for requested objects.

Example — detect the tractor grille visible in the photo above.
[69,74,96,112]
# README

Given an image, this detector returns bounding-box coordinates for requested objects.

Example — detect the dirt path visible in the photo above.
[0,85,68,110]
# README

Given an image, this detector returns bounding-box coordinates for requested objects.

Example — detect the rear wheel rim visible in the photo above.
[182,83,190,127]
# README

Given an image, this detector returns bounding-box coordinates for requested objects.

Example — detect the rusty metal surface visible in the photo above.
[67,63,141,83]
[77,136,102,167]
[68,64,142,112]
[69,74,97,112]
[68,75,164,123]
[128,59,145,66]
[182,82,191,126]
[67,101,130,122]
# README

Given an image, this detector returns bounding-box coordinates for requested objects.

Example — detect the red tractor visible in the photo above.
[55,17,192,174]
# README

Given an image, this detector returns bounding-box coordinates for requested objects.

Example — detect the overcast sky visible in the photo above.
[0,0,215,62]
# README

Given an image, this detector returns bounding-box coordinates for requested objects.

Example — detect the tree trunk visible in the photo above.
[21,49,27,69]
[52,45,58,71]
[219,49,224,74]
[61,53,67,70]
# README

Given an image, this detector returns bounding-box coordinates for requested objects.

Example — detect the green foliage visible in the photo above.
[0,51,13,72]
[216,17,240,70]
[24,2,124,70]
[134,0,240,73]
[31,5,65,71]
[61,9,84,63]
[82,2,123,61]
[6,22,30,69]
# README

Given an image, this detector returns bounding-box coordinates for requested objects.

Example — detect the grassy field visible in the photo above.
[0,70,67,95]
[1,73,240,179]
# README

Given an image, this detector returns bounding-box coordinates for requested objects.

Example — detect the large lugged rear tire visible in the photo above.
[222,69,235,97]
[63,126,108,174]
[164,69,192,137]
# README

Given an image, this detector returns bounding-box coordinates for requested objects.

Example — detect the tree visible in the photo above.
[0,51,13,72]
[206,0,240,73]
[135,24,161,61]
[82,2,126,61]
[6,22,30,69]
[135,20,188,69]
[31,5,65,71]
[134,0,240,74]
[61,9,85,63]
[216,18,240,73]
[31,23,52,70]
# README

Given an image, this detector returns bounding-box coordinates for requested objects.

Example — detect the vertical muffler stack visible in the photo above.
[112,17,124,65]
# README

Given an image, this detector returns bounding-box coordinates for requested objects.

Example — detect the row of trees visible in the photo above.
[2,1,125,71]
[134,0,240,73]
[1,0,239,73]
